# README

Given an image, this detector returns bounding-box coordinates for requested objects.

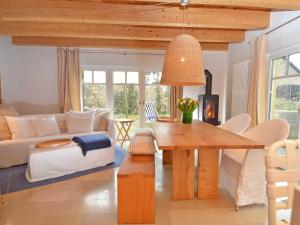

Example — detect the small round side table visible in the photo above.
[114,118,134,147]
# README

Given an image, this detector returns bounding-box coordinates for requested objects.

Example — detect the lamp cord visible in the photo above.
[182,5,185,35]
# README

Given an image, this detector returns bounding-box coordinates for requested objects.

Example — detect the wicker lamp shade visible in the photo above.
[160,34,206,86]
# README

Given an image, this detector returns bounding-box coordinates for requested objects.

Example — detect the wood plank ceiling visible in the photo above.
[0,0,299,51]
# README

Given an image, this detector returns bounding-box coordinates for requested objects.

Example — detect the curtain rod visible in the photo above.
[80,49,165,56]
[265,15,300,35]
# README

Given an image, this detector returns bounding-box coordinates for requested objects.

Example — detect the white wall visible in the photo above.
[16,46,59,114]
[0,37,18,104]
[0,37,228,120]
[227,11,300,118]
[81,49,165,70]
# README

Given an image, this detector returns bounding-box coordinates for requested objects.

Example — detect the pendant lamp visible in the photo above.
[160,34,205,86]
[160,0,206,86]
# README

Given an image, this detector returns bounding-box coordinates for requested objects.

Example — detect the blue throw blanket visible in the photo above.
[72,134,111,156]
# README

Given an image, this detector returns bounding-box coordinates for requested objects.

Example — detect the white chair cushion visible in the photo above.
[32,116,60,137]
[128,136,156,155]
[134,128,155,139]
[223,149,248,164]
[65,110,96,134]
[5,116,36,139]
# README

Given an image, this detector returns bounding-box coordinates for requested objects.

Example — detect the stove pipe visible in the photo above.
[204,70,212,95]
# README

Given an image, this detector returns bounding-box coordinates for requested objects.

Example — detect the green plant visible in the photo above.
[177,97,199,113]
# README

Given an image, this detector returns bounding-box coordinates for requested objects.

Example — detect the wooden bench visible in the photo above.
[117,154,155,224]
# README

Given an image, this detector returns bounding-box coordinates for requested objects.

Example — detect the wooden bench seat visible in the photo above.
[117,154,155,224]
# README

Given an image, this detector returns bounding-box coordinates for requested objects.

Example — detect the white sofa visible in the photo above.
[0,113,116,168]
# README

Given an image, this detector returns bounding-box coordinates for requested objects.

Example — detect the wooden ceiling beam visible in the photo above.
[0,22,245,43]
[0,1,270,30]
[11,36,229,51]
[102,0,300,10]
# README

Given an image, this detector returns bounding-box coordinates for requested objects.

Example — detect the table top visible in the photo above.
[152,120,264,150]
[35,139,73,149]
[114,118,134,123]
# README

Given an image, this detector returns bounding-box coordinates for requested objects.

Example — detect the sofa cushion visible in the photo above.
[94,110,111,131]
[53,114,67,133]
[28,114,67,133]
[0,105,19,140]
[32,116,60,137]
[66,110,96,134]
[5,116,36,139]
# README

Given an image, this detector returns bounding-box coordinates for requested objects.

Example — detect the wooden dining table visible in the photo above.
[152,120,264,201]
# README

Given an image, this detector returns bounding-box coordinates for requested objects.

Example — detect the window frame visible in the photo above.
[268,44,300,120]
[81,66,110,110]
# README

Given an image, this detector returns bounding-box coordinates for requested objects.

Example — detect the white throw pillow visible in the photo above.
[5,116,36,139]
[0,105,19,141]
[32,116,60,137]
[128,136,156,155]
[93,109,112,131]
[65,110,96,134]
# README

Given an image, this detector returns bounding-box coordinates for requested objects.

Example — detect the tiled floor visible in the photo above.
[0,151,288,225]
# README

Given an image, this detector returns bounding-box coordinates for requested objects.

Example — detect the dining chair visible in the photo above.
[220,119,290,210]
[218,114,251,166]
[266,140,300,225]
[218,113,251,134]
[291,186,300,225]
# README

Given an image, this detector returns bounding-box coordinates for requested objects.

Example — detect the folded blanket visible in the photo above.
[72,134,111,156]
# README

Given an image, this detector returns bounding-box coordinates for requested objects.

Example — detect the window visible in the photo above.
[145,72,171,117]
[113,71,139,120]
[82,70,107,110]
[81,69,171,128]
[269,52,300,139]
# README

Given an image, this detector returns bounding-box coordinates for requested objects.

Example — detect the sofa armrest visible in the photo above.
[107,119,116,140]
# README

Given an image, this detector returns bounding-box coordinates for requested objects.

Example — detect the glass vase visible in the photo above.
[182,112,193,124]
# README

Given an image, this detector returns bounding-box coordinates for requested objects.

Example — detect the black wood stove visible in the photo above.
[198,70,219,126]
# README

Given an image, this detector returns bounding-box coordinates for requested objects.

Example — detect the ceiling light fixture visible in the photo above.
[160,0,206,86]
[180,0,190,6]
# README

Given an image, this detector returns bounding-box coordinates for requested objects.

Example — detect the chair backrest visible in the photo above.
[242,119,290,146]
[291,186,300,225]
[145,102,159,121]
[219,113,251,134]
[266,140,300,225]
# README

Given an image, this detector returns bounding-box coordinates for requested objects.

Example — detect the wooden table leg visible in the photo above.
[162,150,172,165]
[172,149,194,200]
[198,149,220,199]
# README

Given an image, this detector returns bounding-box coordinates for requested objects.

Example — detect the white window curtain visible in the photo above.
[247,34,267,127]
[170,86,183,120]
[0,75,2,104]
[57,48,81,112]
